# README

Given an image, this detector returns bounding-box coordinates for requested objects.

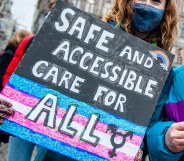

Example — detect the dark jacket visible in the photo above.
[2,35,35,88]
[0,45,17,143]
[0,45,17,91]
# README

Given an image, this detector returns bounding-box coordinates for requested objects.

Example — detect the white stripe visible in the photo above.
[0,94,140,157]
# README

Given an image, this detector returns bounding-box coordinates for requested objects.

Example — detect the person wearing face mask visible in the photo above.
[0,0,182,160]
[103,0,183,161]
[105,1,184,161]
[104,0,184,161]
[132,3,164,33]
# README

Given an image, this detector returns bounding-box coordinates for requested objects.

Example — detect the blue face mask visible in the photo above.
[132,3,164,33]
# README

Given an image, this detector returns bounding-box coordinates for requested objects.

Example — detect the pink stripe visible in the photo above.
[7,111,134,160]
[2,86,143,145]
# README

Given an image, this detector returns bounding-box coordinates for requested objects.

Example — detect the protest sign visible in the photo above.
[0,0,174,160]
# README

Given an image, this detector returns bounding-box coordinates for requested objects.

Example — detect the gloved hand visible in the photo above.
[0,98,15,124]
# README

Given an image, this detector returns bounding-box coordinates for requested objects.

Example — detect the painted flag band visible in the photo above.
[0,74,146,160]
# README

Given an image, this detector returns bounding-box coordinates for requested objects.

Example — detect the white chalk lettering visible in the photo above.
[51,40,70,61]
[68,17,86,39]
[89,56,104,76]
[81,114,100,146]
[145,80,157,98]
[84,24,101,44]
[96,30,114,52]
[79,52,94,70]
[70,76,85,93]
[94,86,126,113]
[32,61,49,78]
[43,66,59,84]
[58,105,78,137]
[26,94,57,129]
[55,8,75,32]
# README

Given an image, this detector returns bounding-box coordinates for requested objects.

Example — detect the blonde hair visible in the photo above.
[103,0,179,51]
[8,29,31,47]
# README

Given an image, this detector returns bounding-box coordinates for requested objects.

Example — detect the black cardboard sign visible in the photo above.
[16,1,173,126]
[16,2,174,125]
[0,1,174,160]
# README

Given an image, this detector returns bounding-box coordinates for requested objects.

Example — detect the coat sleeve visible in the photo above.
[146,67,184,160]
[147,121,184,161]
[0,50,14,91]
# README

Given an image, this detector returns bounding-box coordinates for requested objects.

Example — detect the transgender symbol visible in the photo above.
[106,124,133,158]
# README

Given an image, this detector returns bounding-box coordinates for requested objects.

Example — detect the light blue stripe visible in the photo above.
[8,74,146,136]
[0,120,108,161]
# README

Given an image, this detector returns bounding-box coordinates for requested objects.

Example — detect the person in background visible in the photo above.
[3,33,74,161]
[4,35,36,161]
[103,0,182,160]
[2,35,35,90]
[0,0,182,160]
[0,29,31,91]
[103,0,181,161]
[0,29,31,144]
[1,1,75,161]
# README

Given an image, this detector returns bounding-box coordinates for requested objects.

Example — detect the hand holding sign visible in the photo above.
[165,122,184,153]
[0,98,14,124]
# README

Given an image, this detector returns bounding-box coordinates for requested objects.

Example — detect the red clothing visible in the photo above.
[3,35,35,87]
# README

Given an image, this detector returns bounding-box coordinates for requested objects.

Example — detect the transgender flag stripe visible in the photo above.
[1,87,143,146]
[0,120,109,161]
[0,92,141,158]
[0,74,146,160]
[8,74,146,136]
